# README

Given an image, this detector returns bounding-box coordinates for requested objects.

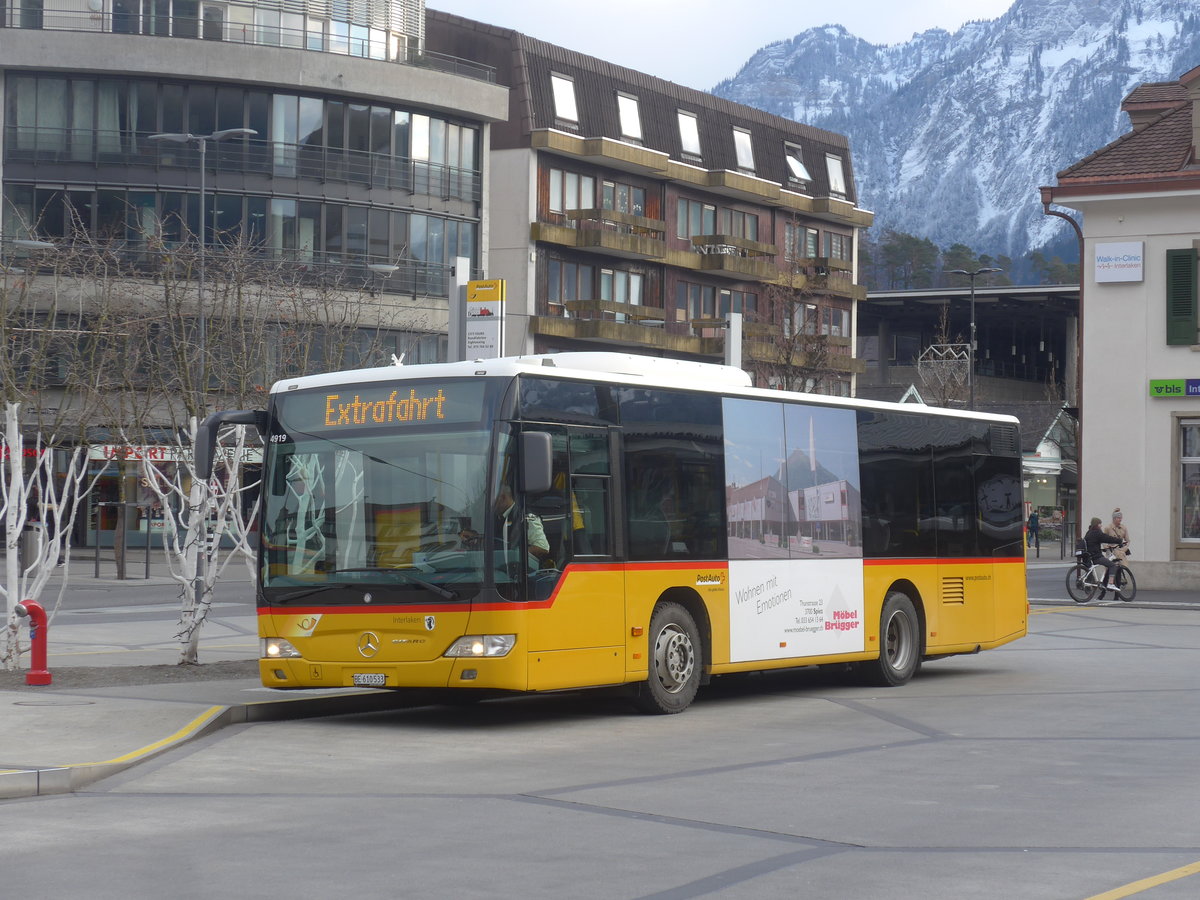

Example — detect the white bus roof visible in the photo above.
[270,352,1017,425]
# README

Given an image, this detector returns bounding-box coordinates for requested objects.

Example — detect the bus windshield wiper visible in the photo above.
[327,567,459,601]
[273,583,354,604]
[273,570,458,603]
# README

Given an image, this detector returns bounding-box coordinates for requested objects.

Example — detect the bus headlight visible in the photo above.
[261,637,302,659]
[443,635,516,658]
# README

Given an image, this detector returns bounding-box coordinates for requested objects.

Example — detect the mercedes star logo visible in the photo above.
[357,631,380,658]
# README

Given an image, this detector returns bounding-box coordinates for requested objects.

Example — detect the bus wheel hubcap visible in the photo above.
[654,625,694,693]
[886,614,910,668]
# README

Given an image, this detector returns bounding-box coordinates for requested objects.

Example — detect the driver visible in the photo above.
[460,485,549,570]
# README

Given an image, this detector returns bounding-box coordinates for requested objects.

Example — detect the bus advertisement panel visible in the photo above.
[723,398,865,661]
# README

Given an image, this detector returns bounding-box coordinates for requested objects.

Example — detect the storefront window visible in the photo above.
[1181,419,1200,542]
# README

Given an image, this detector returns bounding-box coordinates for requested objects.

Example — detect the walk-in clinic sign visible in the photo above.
[1094,241,1144,283]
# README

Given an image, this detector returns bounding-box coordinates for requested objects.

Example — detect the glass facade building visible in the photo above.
[0,0,507,547]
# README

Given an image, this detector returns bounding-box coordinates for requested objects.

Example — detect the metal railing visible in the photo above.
[3,237,459,298]
[4,128,482,203]
[0,7,496,83]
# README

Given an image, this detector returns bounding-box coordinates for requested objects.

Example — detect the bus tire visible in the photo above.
[632,601,702,714]
[858,592,922,687]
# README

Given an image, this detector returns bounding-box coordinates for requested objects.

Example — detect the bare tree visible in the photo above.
[0,238,113,669]
[1043,363,1065,405]
[118,231,425,663]
[3,216,432,667]
[917,304,969,407]
[747,269,839,393]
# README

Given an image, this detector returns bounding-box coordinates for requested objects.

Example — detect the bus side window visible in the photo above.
[568,428,611,557]
[572,475,609,556]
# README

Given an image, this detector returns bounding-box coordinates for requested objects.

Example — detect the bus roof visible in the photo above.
[271,352,1018,425]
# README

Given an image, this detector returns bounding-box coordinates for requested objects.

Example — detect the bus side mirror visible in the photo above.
[521,431,553,495]
[195,409,268,479]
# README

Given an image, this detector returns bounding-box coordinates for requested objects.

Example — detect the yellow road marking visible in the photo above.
[1086,860,1200,899]
[73,704,226,768]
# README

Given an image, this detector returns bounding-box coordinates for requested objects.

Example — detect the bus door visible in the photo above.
[525,424,623,688]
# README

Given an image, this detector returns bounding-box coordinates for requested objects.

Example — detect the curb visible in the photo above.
[1030,597,1200,610]
[0,688,422,799]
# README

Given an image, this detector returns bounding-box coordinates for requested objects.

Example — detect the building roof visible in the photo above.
[1122,80,1189,107]
[1055,103,1194,181]
[1046,64,1200,195]
[426,9,860,204]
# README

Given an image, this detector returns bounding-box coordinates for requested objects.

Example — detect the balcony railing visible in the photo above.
[4,127,482,202]
[544,208,668,259]
[0,6,496,83]
[562,298,667,324]
[689,234,779,282]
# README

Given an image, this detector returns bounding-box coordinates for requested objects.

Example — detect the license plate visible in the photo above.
[352,673,386,687]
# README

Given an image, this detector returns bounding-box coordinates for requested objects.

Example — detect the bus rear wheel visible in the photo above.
[633,601,702,714]
[857,592,922,687]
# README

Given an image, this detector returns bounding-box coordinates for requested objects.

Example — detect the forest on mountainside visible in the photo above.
[859,229,1079,291]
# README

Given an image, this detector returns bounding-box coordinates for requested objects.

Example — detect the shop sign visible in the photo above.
[212,446,262,464]
[1148,379,1200,398]
[88,445,262,463]
[0,446,48,459]
[90,444,187,462]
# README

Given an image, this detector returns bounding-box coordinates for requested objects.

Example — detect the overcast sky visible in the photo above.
[429,0,1016,90]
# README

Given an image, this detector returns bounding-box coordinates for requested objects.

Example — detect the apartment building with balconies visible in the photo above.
[426,10,872,395]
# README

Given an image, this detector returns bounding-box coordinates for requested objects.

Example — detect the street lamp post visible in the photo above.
[147,128,257,408]
[147,128,256,629]
[947,267,1003,409]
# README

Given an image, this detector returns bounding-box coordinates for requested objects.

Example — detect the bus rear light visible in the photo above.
[444,635,516,658]
[262,638,302,659]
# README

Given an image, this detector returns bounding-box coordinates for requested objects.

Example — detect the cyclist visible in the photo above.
[1084,516,1126,592]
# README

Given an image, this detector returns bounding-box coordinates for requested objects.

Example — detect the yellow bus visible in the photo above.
[198,352,1027,713]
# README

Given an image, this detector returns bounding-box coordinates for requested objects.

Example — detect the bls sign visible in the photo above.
[1148,379,1200,397]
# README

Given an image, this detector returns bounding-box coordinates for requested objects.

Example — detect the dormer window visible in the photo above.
[617,92,642,142]
[825,153,847,196]
[785,143,811,183]
[677,110,701,157]
[732,127,755,173]
[550,73,579,124]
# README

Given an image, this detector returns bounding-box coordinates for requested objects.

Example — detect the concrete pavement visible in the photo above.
[3,547,1197,800]
[2,556,407,799]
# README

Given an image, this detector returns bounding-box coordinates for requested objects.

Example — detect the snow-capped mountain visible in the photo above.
[713,0,1200,264]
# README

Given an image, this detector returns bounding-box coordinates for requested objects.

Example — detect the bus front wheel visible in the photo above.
[857,592,922,687]
[633,601,703,714]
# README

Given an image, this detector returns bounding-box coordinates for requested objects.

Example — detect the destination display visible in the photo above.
[273,379,490,436]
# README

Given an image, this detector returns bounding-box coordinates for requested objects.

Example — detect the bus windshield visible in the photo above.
[260,378,495,597]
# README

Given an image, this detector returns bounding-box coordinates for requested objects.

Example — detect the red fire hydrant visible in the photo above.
[14,599,52,686]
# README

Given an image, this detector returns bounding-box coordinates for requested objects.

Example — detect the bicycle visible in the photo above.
[1065,546,1136,603]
